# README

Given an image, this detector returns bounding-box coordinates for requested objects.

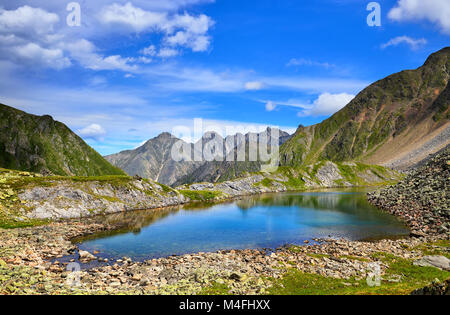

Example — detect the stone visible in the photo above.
[78,250,96,261]
[411,278,450,295]
[413,256,450,271]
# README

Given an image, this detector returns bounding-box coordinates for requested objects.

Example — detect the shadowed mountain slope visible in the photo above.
[0,103,125,176]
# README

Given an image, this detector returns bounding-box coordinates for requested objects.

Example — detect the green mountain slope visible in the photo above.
[0,103,125,176]
[280,47,450,169]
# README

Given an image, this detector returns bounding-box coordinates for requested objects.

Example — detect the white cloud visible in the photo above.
[0,2,214,72]
[298,93,355,117]
[141,44,157,56]
[12,43,71,69]
[245,81,265,91]
[141,44,179,59]
[261,99,308,112]
[265,101,277,112]
[0,6,59,37]
[0,0,215,12]
[158,47,180,58]
[77,124,107,141]
[286,58,335,68]
[262,93,355,116]
[99,2,214,52]
[381,36,427,50]
[63,39,136,72]
[0,6,71,69]
[138,56,153,64]
[164,13,213,51]
[264,77,367,94]
[388,0,450,34]
[98,2,167,32]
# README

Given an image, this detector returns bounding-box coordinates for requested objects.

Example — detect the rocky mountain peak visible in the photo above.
[0,103,125,176]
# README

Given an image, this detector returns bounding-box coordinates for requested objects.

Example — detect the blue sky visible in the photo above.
[0,0,448,155]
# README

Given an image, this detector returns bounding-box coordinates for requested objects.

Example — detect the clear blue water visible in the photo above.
[76,189,409,261]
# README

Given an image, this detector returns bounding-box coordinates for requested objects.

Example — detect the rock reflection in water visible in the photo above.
[76,189,409,260]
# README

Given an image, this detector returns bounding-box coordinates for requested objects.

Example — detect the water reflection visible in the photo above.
[76,189,409,260]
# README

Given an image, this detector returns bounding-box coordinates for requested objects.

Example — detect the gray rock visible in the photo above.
[79,250,96,261]
[413,256,450,271]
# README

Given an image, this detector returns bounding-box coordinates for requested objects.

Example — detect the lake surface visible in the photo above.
[76,189,409,261]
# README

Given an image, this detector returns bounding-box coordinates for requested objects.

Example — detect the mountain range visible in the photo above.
[0,48,448,184]
[106,47,449,185]
[105,128,292,186]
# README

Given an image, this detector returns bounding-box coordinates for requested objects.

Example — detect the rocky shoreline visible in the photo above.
[1,216,449,295]
[0,159,399,224]
[1,155,449,295]
[368,147,449,236]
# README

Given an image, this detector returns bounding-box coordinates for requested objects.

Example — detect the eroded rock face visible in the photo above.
[368,147,450,235]
[315,162,344,187]
[19,179,188,220]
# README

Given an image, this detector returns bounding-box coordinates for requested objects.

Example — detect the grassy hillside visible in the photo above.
[281,47,450,168]
[0,104,125,176]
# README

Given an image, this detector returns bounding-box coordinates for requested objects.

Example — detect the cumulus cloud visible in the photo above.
[381,36,427,50]
[388,0,450,34]
[245,81,265,91]
[0,2,214,72]
[0,6,71,69]
[13,43,71,69]
[77,124,107,141]
[99,2,214,52]
[98,2,167,32]
[298,93,355,117]
[0,6,59,37]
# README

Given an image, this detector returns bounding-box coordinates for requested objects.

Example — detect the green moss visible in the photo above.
[340,255,370,262]
[413,240,450,259]
[258,178,274,188]
[276,166,307,190]
[268,253,450,295]
[0,218,49,229]
[198,281,231,295]
[180,190,222,201]
[336,163,361,185]
[158,183,175,194]
[96,195,121,203]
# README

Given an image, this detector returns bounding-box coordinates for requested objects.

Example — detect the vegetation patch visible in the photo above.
[268,253,450,295]
[256,178,274,188]
[413,240,450,259]
[180,190,222,201]
[0,218,49,230]
[158,183,175,194]
[199,281,231,295]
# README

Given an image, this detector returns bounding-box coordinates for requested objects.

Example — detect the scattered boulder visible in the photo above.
[413,256,450,271]
[368,147,449,235]
[411,278,450,295]
[78,250,96,261]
